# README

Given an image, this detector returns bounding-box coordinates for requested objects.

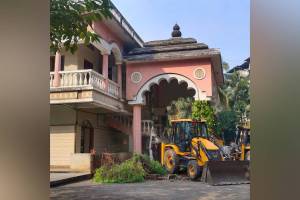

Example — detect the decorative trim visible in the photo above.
[193,67,206,80]
[130,72,142,83]
[128,73,209,105]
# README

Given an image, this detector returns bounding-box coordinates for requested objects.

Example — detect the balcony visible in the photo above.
[50,70,125,112]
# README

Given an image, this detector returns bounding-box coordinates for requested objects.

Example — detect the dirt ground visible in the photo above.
[50,179,250,200]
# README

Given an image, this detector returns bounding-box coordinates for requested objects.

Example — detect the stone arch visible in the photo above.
[110,42,122,64]
[91,40,123,64]
[129,73,208,105]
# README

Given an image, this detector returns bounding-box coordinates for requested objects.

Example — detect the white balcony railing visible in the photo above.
[107,79,119,97]
[50,70,120,99]
[142,120,154,136]
[109,115,155,136]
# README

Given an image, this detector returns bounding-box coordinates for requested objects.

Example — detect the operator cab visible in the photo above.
[170,119,208,152]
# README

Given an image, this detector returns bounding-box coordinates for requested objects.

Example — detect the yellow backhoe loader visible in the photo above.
[234,122,251,161]
[160,119,250,185]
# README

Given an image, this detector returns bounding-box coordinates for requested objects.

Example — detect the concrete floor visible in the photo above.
[50,180,250,200]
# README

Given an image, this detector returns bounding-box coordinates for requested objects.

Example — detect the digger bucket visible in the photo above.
[200,160,250,186]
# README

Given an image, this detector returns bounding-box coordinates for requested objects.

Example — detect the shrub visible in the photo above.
[93,154,166,184]
[93,157,146,183]
[137,154,167,175]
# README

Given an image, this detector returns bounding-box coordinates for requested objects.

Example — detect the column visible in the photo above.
[102,53,109,92]
[53,51,61,87]
[117,63,122,99]
[132,104,142,154]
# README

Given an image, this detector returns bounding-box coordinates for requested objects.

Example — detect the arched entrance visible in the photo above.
[142,78,197,156]
[130,73,205,154]
[129,73,208,105]
[80,120,94,153]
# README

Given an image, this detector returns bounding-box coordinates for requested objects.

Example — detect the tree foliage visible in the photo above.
[50,0,112,53]
[166,98,217,135]
[192,100,217,134]
[222,61,230,72]
[216,70,250,142]
[219,71,250,121]
[215,110,238,143]
[166,97,193,120]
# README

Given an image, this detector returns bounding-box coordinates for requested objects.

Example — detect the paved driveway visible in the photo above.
[50,180,250,200]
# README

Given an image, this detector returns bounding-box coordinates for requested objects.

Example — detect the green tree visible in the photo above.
[166,97,193,121]
[219,71,250,121]
[222,61,230,72]
[192,100,217,134]
[50,0,112,53]
[215,110,238,143]
[216,70,250,142]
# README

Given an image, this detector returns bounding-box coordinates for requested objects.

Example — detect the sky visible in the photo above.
[112,0,250,69]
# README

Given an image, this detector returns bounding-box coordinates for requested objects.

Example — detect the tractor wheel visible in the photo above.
[246,151,250,161]
[187,160,201,180]
[164,149,179,174]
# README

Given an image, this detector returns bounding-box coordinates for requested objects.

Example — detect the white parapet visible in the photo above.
[50,70,120,99]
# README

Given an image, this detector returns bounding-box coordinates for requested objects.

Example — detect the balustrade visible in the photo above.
[109,115,154,136]
[50,70,120,99]
[107,79,120,97]
[142,120,154,135]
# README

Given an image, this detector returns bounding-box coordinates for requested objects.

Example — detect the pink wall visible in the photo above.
[92,21,124,52]
[126,59,213,100]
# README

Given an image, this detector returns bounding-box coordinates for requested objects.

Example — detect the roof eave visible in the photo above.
[125,49,221,62]
[211,54,224,86]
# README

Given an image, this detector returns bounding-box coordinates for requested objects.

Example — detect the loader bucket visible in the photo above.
[200,160,250,186]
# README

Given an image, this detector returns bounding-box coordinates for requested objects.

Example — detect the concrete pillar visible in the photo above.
[53,51,61,87]
[132,104,142,154]
[102,53,109,78]
[117,63,122,98]
[102,53,109,92]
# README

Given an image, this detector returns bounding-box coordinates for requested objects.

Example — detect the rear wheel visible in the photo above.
[164,149,179,174]
[187,160,200,180]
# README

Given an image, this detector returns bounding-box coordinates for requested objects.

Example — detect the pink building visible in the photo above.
[50,3,223,172]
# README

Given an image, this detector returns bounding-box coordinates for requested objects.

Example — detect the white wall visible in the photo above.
[50,125,75,167]
[77,45,102,72]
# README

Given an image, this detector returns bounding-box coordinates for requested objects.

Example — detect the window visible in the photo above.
[50,56,64,71]
[108,53,116,80]
[61,56,65,71]
[84,59,93,70]
[98,54,103,74]
[50,56,55,72]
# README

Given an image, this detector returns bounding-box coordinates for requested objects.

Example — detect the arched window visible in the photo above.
[80,120,94,153]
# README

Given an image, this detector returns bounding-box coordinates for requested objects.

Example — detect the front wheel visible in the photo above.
[164,149,179,174]
[187,160,201,180]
